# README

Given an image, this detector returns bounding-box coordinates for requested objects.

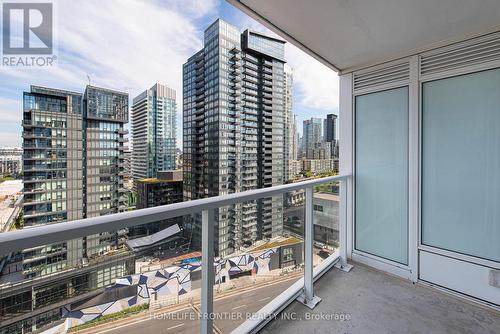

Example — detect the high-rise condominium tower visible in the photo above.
[15,86,132,332]
[324,113,338,158]
[21,85,129,277]
[22,86,85,274]
[323,114,337,143]
[183,19,286,257]
[131,84,177,183]
[283,64,295,182]
[303,117,322,158]
[83,85,129,256]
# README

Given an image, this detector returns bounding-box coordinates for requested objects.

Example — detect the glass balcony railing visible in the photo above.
[0,174,350,334]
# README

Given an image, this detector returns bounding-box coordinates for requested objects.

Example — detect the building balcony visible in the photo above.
[0,171,500,333]
[243,75,258,84]
[263,74,273,80]
[229,81,241,90]
[226,1,500,333]
[262,66,272,75]
[195,59,204,69]
[263,59,273,67]
[195,81,205,89]
[231,75,242,82]
[231,68,241,76]
[263,85,273,92]
[243,61,257,69]
[258,262,500,334]
[243,95,258,103]
[4,2,500,334]
[0,175,351,333]
[231,53,241,60]
[243,68,258,77]
[262,79,273,87]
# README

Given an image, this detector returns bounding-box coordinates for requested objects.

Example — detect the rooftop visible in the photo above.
[0,180,22,197]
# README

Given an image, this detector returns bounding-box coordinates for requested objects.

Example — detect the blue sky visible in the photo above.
[0,0,338,147]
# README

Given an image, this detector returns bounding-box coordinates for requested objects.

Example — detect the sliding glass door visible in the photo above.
[422,68,500,263]
[420,68,500,305]
[355,87,409,265]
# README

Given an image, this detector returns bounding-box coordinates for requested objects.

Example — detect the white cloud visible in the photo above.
[0,0,215,147]
[0,133,22,147]
[0,0,338,147]
[0,98,22,122]
[161,0,219,19]
[55,0,204,94]
[286,44,339,111]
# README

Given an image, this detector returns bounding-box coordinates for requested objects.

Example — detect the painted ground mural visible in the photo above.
[42,248,277,334]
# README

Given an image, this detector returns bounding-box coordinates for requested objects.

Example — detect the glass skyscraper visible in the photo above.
[22,86,84,276]
[283,64,295,182]
[303,117,322,158]
[131,83,177,183]
[21,85,129,274]
[183,19,287,257]
[13,85,132,333]
[83,85,129,256]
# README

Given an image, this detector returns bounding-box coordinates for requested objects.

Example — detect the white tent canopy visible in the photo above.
[125,224,181,250]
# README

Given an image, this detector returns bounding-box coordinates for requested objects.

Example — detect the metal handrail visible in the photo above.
[0,174,349,255]
[0,173,351,334]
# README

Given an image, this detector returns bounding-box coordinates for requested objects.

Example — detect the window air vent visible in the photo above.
[420,34,500,77]
[353,61,410,91]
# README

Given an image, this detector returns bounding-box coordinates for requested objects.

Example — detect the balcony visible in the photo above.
[225,1,500,334]
[4,2,500,334]
[0,176,349,333]
[4,168,496,334]
[255,262,500,334]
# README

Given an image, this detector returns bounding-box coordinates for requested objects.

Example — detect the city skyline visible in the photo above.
[0,3,341,332]
[0,0,338,148]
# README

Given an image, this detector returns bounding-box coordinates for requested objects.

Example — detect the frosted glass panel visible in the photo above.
[355,87,408,264]
[422,69,500,262]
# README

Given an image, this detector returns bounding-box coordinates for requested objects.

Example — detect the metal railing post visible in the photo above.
[297,186,322,308]
[336,179,353,272]
[201,209,215,334]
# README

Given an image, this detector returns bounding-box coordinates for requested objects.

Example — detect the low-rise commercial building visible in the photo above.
[132,170,183,238]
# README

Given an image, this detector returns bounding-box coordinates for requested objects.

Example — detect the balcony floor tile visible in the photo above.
[261,262,500,334]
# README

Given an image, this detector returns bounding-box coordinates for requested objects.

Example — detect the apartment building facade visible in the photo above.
[5,86,132,333]
[302,117,322,158]
[183,19,286,256]
[0,148,23,177]
[22,86,85,276]
[83,86,129,256]
[131,83,177,183]
[283,64,295,182]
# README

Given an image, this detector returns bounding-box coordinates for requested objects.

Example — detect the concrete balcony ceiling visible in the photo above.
[228,0,500,73]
